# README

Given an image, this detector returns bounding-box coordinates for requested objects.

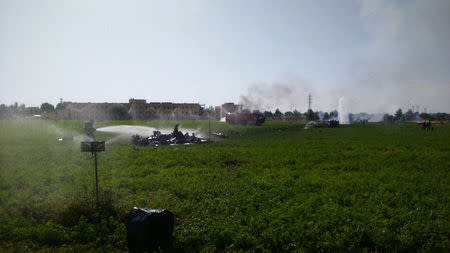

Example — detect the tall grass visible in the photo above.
[0,120,448,251]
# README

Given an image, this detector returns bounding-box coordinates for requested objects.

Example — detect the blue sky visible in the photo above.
[0,0,449,113]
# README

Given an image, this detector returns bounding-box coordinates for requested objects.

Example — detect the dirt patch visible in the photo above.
[223,160,249,167]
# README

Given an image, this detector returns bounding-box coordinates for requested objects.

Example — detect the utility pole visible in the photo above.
[308,93,312,111]
[208,109,211,141]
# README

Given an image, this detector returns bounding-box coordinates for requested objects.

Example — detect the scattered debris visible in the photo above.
[304,121,318,129]
[131,124,206,146]
[212,132,228,138]
[126,207,174,252]
[223,159,248,167]
[57,136,75,142]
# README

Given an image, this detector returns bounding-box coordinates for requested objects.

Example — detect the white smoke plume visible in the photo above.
[348,0,450,113]
[338,97,350,124]
[239,75,313,112]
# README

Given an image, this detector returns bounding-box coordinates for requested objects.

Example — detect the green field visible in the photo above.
[0,120,449,252]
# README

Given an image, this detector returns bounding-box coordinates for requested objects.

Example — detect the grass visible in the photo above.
[0,119,449,252]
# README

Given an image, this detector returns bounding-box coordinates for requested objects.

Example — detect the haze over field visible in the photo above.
[1,0,449,113]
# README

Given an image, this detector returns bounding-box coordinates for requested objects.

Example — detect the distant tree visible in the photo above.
[383,113,394,122]
[419,112,450,121]
[55,102,69,111]
[435,112,449,121]
[314,111,320,121]
[306,109,315,121]
[0,104,6,119]
[40,102,55,113]
[284,111,294,120]
[202,106,215,120]
[252,110,261,114]
[263,110,273,119]
[323,112,330,121]
[108,104,128,120]
[293,110,302,120]
[419,113,430,120]
[329,110,338,119]
[404,109,415,121]
[394,109,403,121]
[242,109,251,113]
[274,109,282,120]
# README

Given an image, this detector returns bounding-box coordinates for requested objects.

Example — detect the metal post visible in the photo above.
[94,150,99,210]
[81,141,104,212]
[208,111,211,141]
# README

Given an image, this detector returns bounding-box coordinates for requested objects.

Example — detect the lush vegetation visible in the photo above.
[0,120,449,252]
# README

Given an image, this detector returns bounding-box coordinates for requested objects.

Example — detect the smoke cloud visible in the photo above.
[240,0,450,114]
[239,75,313,112]
[348,0,450,113]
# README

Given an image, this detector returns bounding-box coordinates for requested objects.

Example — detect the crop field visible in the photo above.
[0,120,449,252]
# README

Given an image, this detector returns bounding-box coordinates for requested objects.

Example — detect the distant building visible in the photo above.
[128,99,202,119]
[56,102,126,120]
[55,99,203,120]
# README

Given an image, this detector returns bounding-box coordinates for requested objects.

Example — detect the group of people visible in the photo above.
[421,120,433,131]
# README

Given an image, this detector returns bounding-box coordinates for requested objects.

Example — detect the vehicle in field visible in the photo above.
[225,112,265,126]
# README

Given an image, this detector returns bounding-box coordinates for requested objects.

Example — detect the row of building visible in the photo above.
[55,99,242,120]
[128,99,203,119]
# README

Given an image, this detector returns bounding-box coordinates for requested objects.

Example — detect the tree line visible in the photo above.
[258,109,338,121]
[0,102,129,120]
[2,102,449,122]
[202,107,340,121]
[383,109,450,122]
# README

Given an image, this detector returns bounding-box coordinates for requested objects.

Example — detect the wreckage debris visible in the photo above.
[304,121,318,129]
[304,121,336,129]
[131,124,206,146]
[212,132,228,138]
